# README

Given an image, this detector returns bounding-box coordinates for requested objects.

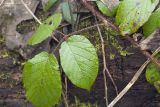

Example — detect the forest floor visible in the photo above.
[0,1,160,107]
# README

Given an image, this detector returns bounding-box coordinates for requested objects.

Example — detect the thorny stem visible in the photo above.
[81,0,160,69]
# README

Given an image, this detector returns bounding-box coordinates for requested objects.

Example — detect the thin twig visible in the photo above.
[108,47,160,107]
[60,68,69,107]
[68,23,104,36]
[63,76,69,107]
[95,17,108,106]
[62,90,69,107]
[0,0,5,6]
[21,0,42,24]
[65,76,68,99]
[95,17,119,106]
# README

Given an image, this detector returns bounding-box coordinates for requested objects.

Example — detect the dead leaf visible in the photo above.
[0,0,39,50]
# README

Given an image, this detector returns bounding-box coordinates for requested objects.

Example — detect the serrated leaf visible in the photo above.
[146,53,160,93]
[60,35,99,90]
[43,0,57,11]
[61,1,77,24]
[23,52,62,107]
[28,13,62,45]
[96,0,117,16]
[143,8,160,37]
[116,0,159,35]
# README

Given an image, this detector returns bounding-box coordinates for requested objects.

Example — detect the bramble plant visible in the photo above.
[22,0,160,107]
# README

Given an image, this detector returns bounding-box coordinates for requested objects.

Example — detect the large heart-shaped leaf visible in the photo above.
[60,35,99,90]
[23,52,62,107]
[28,13,62,45]
[116,0,159,35]
[143,8,160,37]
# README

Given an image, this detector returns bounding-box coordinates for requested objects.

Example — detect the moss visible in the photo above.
[78,19,92,28]
[78,19,102,54]
[0,35,9,58]
[77,18,132,58]
[0,48,9,58]
[16,20,39,34]
[0,35,5,44]
[109,35,132,57]
[0,72,11,80]
[0,72,21,88]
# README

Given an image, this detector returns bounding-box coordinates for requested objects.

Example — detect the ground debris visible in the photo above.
[140,29,160,51]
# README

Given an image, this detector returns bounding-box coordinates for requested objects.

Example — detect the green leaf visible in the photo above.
[154,81,160,93]
[146,53,160,93]
[96,0,117,16]
[28,13,62,45]
[116,0,159,35]
[23,52,62,107]
[61,2,77,24]
[43,0,57,11]
[143,8,160,37]
[146,62,160,85]
[60,35,99,90]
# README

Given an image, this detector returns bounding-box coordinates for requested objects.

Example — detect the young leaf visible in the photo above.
[60,35,99,90]
[23,52,62,107]
[143,8,160,37]
[96,0,117,16]
[146,53,160,93]
[43,0,57,11]
[116,0,159,35]
[61,1,77,25]
[28,13,62,45]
